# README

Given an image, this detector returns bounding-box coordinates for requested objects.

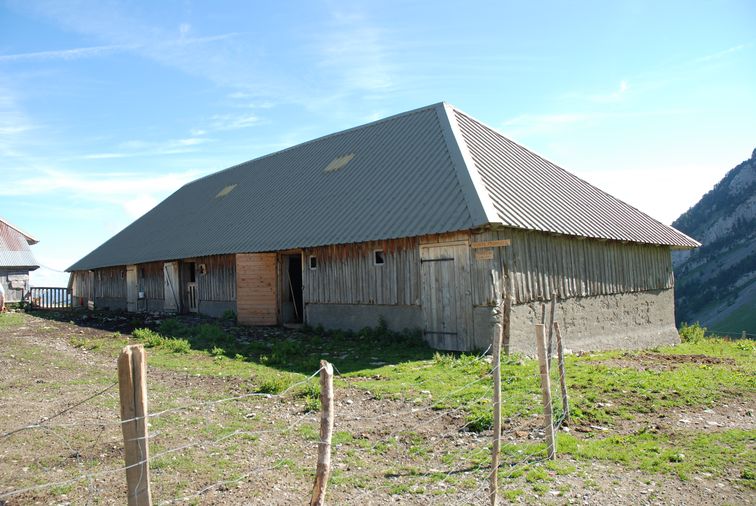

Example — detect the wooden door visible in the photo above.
[163,261,180,314]
[420,242,472,350]
[187,282,198,313]
[126,265,138,312]
[236,253,278,325]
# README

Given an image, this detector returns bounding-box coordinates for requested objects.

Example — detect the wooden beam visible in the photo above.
[471,239,511,249]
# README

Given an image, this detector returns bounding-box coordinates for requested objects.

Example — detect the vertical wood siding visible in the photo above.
[137,262,164,299]
[302,237,420,306]
[194,255,236,301]
[236,253,277,325]
[71,271,94,301]
[95,267,126,299]
[471,228,674,306]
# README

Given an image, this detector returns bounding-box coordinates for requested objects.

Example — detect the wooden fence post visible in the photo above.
[553,322,570,423]
[489,271,514,505]
[118,344,152,506]
[310,360,334,506]
[535,324,556,460]
[489,272,503,506]
[547,292,557,363]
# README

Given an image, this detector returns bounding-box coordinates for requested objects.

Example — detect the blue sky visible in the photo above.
[1,0,754,286]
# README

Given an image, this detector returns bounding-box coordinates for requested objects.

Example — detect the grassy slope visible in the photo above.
[3,312,754,494]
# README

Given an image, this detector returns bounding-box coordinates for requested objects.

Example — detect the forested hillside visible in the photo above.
[672,148,756,335]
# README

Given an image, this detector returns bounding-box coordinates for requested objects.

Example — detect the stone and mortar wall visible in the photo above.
[306,303,422,333]
[473,288,680,355]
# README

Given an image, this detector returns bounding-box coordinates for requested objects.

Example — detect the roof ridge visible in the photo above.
[434,103,500,226]
[0,217,39,245]
[189,102,448,186]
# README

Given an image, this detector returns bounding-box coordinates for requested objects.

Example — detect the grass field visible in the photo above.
[0,311,754,504]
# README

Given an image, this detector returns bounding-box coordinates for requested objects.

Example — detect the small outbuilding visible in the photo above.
[68,103,699,353]
[0,218,39,303]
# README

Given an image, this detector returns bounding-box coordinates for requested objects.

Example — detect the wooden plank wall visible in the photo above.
[137,262,164,299]
[302,237,421,306]
[471,228,674,305]
[71,271,94,301]
[196,255,236,301]
[95,267,126,299]
[236,253,277,325]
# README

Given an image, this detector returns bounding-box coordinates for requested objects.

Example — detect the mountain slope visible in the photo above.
[672,148,756,335]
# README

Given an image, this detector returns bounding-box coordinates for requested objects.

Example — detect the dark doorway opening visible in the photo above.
[283,254,303,324]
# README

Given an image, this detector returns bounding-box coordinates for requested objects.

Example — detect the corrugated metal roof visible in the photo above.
[69,102,699,271]
[69,104,477,271]
[452,108,699,248]
[0,219,39,268]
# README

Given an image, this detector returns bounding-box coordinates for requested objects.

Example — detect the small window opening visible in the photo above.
[189,263,196,282]
[198,263,207,275]
[309,256,318,270]
[374,250,385,265]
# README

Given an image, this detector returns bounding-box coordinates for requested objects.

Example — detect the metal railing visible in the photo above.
[28,287,72,310]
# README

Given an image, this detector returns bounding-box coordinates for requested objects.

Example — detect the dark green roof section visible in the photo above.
[69,103,481,271]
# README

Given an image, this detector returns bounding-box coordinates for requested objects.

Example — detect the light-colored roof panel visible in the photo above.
[0,250,39,268]
[0,219,39,268]
[453,109,700,248]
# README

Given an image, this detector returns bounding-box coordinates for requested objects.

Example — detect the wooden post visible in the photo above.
[118,345,152,506]
[489,271,503,506]
[489,271,514,505]
[310,360,334,506]
[503,275,514,355]
[743,330,747,340]
[547,292,557,363]
[535,324,556,460]
[553,322,570,423]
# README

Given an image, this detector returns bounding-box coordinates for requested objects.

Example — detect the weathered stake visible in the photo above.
[118,344,152,506]
[489,271,514,506]
[547,292,557,363]
[553,321,570,423]
[310,360,334,506]
[489,272,503,506]
[535,324,556,460]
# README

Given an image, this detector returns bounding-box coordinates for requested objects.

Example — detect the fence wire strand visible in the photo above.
[2,320,574,503]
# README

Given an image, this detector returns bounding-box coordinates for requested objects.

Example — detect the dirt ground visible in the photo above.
[0,313,753,505]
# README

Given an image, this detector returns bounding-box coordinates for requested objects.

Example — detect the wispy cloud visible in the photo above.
[0,167,205,218]
[0,82,36,155]
[209,113,261,130]
[694,43,750,63]
[77,135,212,160]
[501,108,696,138]
[501,112,600,136]
[560,80,631,104]
[7,1,257,88]
[306,4,398,103]
[0,44,130,63]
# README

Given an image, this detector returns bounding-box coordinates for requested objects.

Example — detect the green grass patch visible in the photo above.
[0,311,24,328]
[559,429,755,484]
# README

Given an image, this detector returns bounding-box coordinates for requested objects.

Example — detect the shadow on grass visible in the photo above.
[25,308,438,376]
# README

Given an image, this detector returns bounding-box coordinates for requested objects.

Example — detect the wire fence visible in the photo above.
[1,308,573,504]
